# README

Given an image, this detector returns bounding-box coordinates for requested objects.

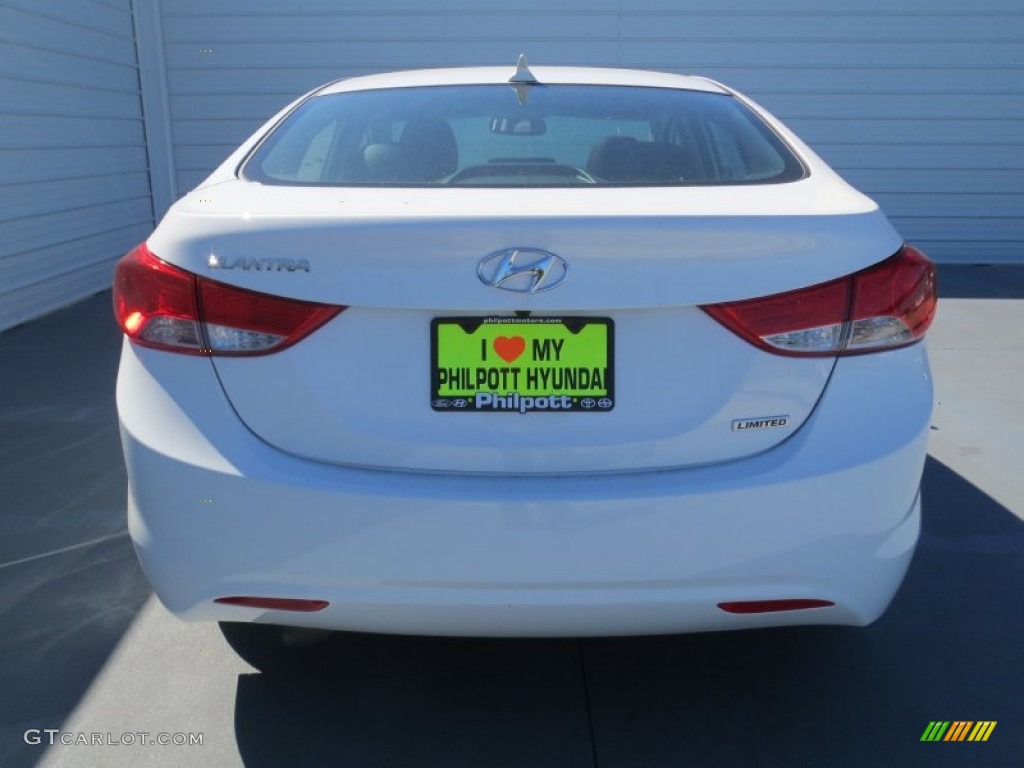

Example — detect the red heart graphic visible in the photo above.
[493,336,526,363]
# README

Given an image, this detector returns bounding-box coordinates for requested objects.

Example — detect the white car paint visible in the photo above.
[116,65,933,636]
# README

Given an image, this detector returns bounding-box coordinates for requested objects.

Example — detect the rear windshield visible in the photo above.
[242,84,806,187]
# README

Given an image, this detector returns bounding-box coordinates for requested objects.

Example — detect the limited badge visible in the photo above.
[732,416,790,431]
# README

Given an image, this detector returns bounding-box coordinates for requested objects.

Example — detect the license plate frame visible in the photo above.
[431,316,615,413]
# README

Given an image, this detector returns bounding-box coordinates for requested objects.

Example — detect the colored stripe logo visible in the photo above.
[921,721,996,742]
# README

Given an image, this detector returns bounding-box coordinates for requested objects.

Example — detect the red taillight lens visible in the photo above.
[197,278,343,355]
[113,243,344,355]
[113,243,204,353]
[702,245,937,357]
[701,277,852,357]
[845,245,937,353]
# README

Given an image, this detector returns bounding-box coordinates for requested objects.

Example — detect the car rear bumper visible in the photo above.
[118,340,930,637]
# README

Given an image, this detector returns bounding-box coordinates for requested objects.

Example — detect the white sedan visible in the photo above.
[114,60,936,649]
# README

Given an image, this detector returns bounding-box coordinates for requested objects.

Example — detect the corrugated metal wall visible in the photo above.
[160,0,1023,264]
[0,0,154,331]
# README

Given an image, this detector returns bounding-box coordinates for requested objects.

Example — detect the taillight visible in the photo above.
[702,245,937,357]
[113,243,344,355]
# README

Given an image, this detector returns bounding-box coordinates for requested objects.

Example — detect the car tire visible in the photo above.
[218,621,333,671]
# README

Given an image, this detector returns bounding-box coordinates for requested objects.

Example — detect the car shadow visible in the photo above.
[230,457,1023,767]
[0,294,152,768]
[232,634,594,767]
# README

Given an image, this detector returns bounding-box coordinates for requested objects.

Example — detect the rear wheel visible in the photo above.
[218,622,332,671]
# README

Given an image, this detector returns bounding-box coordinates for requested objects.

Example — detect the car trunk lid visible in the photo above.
[149,181,902,473]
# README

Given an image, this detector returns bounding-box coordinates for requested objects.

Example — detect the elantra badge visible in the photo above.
[207,254,310,272]
[477,248,567,293]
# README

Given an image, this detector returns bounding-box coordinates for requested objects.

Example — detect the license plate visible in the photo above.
[431,316,614,413]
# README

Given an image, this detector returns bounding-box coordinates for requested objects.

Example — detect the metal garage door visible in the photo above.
[0,0,155,331]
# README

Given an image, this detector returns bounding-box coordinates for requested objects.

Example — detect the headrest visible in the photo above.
[587,137,698,182]
[399,117,458,181]
[362,143,407,181]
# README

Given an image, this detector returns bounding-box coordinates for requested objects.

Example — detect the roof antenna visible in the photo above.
[509,54,538,85]
[508,53,538,105]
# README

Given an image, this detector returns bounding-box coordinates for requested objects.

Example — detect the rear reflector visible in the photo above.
[214,597,329,612]
[113,243,344,355]
[718,599,835,614]
[702,245,937,357]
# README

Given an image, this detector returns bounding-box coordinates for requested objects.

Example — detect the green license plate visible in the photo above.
[431,316,614,413]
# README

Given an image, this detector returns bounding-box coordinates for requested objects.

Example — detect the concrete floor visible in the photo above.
[1,266,1022,768]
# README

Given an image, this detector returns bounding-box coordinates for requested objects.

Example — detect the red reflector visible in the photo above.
[214,597,329,612]
[717,599,834,614]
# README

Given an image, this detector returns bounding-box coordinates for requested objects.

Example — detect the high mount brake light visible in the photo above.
[113,243,344,355]
[702,245,937,357]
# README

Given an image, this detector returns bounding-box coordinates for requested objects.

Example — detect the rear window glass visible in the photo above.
[243,84,806,187]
